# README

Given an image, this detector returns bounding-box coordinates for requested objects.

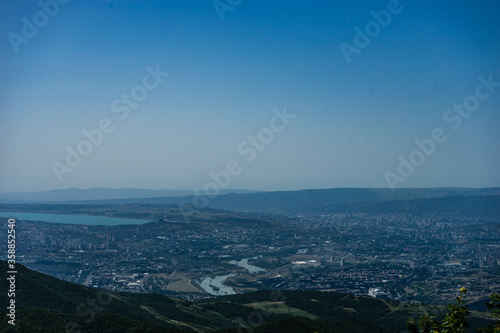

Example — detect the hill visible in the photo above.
[1,262,496,332]
[0,260,213,332]
[0,188,257,204]
[60,187,500,216]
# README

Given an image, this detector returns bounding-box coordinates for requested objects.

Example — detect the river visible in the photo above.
[229,256,266,273]
[198,257,266,296]
[198,274,237,296]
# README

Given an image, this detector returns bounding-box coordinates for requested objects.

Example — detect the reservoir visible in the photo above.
[0,212,151,226]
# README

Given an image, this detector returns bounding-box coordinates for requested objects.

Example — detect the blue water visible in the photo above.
[0,212,151,226]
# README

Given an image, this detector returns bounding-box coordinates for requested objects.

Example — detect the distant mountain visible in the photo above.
[0,187,258,203]
[0,262,495,332]
[3,187,499,217]
[361,195,500,216]
[62,187,500,216]
[198,188,500,215]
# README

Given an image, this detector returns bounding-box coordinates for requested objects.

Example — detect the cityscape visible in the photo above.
[3,202,498,306]
[2,0,499,331]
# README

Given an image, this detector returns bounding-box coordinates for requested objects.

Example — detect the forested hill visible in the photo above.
[0,261,495,332]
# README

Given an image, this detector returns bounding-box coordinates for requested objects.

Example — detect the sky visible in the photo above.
[1,0,499,193]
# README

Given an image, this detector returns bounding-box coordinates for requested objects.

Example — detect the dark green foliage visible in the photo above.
[282,290,391,322]
[477,293,500,333]
[0,308,190,333]
[407,289,500,333]
[0,261,205,332]
[440,288,471,333]
[2,262,499,333]
[200,290,287,304]
[213,316,387,333]
[201,301,259,319]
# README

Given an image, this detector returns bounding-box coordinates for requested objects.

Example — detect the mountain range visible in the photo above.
[0,188,258,204]
[14,187,499,216]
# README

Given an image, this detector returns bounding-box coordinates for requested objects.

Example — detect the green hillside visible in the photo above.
[0,262,495,332]
[0,261,232,332]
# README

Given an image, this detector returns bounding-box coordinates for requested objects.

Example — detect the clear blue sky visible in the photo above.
[1,0,499,192]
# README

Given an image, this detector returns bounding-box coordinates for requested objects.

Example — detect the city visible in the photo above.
[3,204,498,306]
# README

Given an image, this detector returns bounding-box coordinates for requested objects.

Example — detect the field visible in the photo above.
[144,273,204,293]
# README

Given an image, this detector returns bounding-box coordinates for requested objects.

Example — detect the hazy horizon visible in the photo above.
[2,0,499,193]
[2,185,500,196]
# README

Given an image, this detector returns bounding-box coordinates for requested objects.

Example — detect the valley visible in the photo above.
[2,189,499,306]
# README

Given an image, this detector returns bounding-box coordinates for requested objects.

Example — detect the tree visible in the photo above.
[407,288,500,333]
[477,293,500,333]
[439,287,470,333]
[406,313,440,333]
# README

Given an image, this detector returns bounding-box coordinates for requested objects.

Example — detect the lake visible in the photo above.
[0,212,152,226]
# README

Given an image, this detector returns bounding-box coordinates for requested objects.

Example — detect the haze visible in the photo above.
[1,0,499,193]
